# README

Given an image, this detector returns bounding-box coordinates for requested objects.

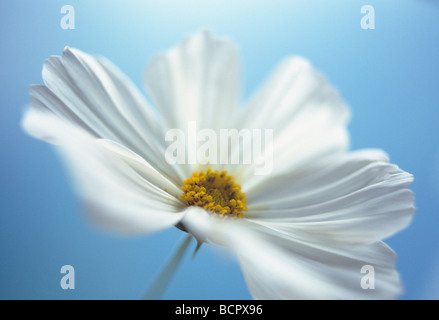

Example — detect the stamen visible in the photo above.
[181,169,247,219]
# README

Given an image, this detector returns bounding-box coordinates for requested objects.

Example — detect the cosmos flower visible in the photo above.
[22,31,415,299]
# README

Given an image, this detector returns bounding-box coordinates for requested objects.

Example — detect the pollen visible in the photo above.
[181,169,247,219]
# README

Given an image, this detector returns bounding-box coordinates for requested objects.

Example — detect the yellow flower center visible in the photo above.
[181,169,247,219]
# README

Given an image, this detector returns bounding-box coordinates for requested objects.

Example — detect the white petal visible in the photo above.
[179,206,212,245]
[235,224,402,299]
[24,110,185,234]
[93,139,183,199]
[175,191,404,299]
[182,213,402,299]
[144,30,240,132]
[62,137,187,233]
[245,150,415,245]
[25,47,185,184]
[237,57,350,182]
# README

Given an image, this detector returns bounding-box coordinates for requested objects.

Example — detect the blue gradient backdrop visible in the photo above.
[1,0,438,299]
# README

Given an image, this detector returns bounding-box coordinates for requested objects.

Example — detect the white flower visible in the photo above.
[22,31,415,299]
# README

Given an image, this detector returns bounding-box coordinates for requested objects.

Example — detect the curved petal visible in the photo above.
[181,210,402,299]
[144,30,240,133]
[62,137,187,233]
[24,46,184,185]
[245,150,415,245]
[179,206,212,245]
[24,109,185,234]
[237,56,350,183]
[234,223,402,300]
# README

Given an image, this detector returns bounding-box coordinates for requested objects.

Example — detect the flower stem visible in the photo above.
[143,234,193,300]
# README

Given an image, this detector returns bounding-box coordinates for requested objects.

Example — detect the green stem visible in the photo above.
[143,234,193,300]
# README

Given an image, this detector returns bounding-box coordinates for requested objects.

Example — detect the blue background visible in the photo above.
[1,0,438,299]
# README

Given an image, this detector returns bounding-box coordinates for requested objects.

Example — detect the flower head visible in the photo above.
[22,31,415,299]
